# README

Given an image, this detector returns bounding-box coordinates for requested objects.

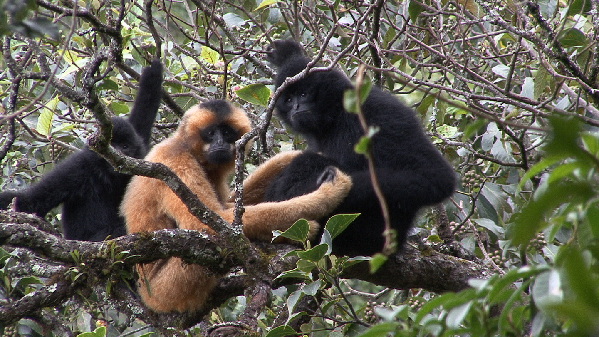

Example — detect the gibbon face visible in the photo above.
[200,123,240,165]
[179,100,251,166]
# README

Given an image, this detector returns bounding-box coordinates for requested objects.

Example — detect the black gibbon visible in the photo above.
[264,40,457,256]
[0,60,163,241]
[121,99,352,313]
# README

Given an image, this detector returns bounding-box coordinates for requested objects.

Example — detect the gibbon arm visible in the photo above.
[237,150,303,205]
[161,154,351,241]
[224,167,352,241]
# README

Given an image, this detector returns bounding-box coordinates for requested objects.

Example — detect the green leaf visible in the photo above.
[521,77,534,99]
[369,253,387,273]
[532,270,563,309]
[358,75,373,103]
[356,322,399,337]
[200,46,220,65]
[567,0,591,15]
[265,325,296,337]
[286,289,303,319]
[437,124,458,139]
[534,65,551,99]
[446,302,473,329]
[587,203,599,238]
[582,132,599,156]
[518,156,562,190]
[138,333,156,337]
[235,83,271,107]
[560,246,599,309]
[544,117,589,163]
[297,244,329,262]
[319,229,333,254]
[343,89,359,113]
[354,136,371,154]
[277,219,310,243]
[255,0,279,11]
[325,214,360,239]
[559,28,587,48]
[302,279,322,296]
[77,326,106,337]
[463,119,488,139]
[408,0,425,22]
[36,96,59,136]
[415,288,477,323]
[110,102,130,115]
[99,79,119,91]
[512,181,594,246]
[275,269,311,281]
[416,94,435,115]
[538,0,558,18]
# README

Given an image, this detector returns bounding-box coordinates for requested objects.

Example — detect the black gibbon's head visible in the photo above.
[110,117,147,158]
[267,39,352,136]
[179,100,251,166]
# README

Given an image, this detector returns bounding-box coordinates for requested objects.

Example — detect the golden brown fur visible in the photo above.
[121,101,352,313]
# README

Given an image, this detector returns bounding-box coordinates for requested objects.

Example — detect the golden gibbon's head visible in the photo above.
[178,100,251,165]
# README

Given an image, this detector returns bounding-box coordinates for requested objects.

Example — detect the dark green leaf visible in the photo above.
[408,0,425,22]
[416,95,435,115]
[265,325,296,337]
[560,246,599,308]
[567,0,591,15]
[302,280,322,296]
[559,28,587,48]
[354,136,371,154]
[512,181,594,246]
[325,214,360,239]
[277,219,310,243]
[358,75,373,103]
[99,79,119,91]
[275,269,311,281]
[369,253,387,273]
[235,83,271,107]
[77,326,107,337]
[356,322,399,337]
[297,244,329,262]
[110,102,130,115]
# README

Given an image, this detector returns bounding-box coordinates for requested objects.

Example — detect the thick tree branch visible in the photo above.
[0,212,492,328]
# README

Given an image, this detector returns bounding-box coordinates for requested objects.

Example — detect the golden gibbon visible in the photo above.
[121,99,352,313]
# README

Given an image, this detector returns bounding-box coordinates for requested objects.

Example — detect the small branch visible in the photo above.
[353,65,393,255]
[368,0,385,85]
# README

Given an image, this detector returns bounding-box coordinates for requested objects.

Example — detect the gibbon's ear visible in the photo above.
[266,39,307,67]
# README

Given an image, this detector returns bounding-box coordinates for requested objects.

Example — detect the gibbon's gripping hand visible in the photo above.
[239,166,352,242]
[236,150,304,205]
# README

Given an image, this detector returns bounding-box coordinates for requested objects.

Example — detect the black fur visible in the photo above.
[199,100,232,120]
[265,40,456,256]
[0,60,163,241]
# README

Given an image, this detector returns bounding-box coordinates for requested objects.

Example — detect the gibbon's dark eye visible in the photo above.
[300,92,307,98]
[285,97,293,103]
[121,144,129,150]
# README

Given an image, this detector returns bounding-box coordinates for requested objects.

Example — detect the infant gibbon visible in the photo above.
[121,99,352,313]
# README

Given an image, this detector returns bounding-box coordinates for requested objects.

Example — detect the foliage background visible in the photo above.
[1,0,599,336]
